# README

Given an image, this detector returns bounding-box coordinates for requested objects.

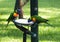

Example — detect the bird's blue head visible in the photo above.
[17,9,21,14]
[28,18,32,22]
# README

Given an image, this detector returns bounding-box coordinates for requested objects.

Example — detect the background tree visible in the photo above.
[14,0,29,18]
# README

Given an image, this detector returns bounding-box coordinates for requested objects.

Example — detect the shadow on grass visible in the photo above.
[39,0,60,8]
[48,16,60,27]
[0,20,22,39]
[0,23,29,39]
[0,28,23,39]
[39,31,60,41]
[0,11,10,15]
[0,19,6,21]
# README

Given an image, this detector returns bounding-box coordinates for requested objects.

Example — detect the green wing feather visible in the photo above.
[31,15,54,27]
[6,12,14,27]
[31,15,48,23]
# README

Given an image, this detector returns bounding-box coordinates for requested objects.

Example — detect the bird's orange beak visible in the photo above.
[32,18,36,22]
[13,13,19,17]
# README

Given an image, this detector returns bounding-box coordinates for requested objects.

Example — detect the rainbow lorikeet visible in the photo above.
[6,10,19,27]
[28,15,53,26]
[28,15,48,23]
[6,9,22,27]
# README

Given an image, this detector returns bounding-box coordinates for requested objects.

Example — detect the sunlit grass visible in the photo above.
[0,37,31,42]
[0,37,23,42]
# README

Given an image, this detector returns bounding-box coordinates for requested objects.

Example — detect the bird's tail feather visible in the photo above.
[46,22,55,27]
[6,22,9,28]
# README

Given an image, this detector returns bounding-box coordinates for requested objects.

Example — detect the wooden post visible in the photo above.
[30,0,38,42]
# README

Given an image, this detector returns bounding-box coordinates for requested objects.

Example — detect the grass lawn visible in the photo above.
[0,0,60,42]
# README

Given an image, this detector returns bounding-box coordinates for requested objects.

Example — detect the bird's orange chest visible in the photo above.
[32,18,36,22]
[13,13,19,17]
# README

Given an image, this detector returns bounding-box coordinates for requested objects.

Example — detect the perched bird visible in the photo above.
[6,10,19,27]
[28,15,53,26]
[28,15,48,23]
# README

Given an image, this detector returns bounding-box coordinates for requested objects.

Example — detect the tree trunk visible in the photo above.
[14,0,23,18]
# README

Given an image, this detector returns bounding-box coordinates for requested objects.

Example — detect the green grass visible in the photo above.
[0,0,60,42]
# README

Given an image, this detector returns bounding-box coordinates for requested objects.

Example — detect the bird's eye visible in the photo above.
[13,13,19,17]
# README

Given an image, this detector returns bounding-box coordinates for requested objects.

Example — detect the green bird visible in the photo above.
[28,15,48,23]
[6,11,19,27]
[28,15,53,26]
